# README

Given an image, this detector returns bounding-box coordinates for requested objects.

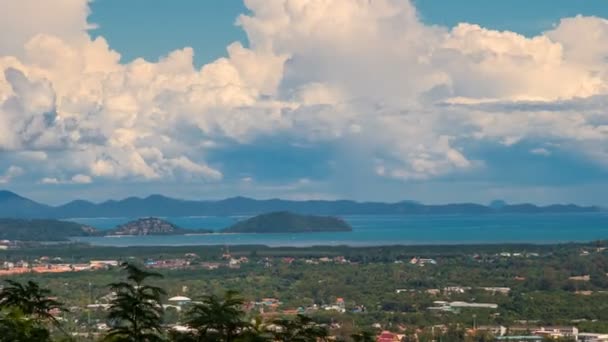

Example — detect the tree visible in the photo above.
[0,308,52,342]
[0,279,65,323]
[104,262,167,342]
[270,314,328,342]
[351,330,375,342]
[0,279,66,340]
[184,290,248,342]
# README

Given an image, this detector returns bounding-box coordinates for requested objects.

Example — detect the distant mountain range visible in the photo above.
[0,190,603,219]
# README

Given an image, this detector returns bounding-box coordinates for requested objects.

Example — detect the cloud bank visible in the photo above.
[0,0,607,202]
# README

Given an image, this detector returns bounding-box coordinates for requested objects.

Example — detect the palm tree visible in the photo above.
[104,262,167,342]
[184,290,248,342]
[270,314,328,342]
[0,279,65,323]
[237,316,271,342]
[0,308,52,342]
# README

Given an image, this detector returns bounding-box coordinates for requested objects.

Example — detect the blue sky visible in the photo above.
[89,0,608,66]
[1,0,608,205]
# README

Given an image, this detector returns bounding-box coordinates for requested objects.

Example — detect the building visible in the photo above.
[444,286,471,294]
[476,325,507,336]
[90,260,119,269]
[376,331,404,342]
[450,301,498,309]
[579,333,608,342]
[481,287,511,295]
[428,301,498,312]
[495,336,542,341]
[532,326,578,340]
[168,296,192,306]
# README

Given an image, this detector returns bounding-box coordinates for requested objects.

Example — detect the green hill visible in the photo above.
[222,211,352,233]
[0,218,96,241]
[103,217,210,236]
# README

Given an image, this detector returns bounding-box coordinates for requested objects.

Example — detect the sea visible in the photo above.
[67,212,608,247]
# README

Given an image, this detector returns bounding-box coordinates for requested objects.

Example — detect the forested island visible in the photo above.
[102,217,210,236]
[0,214,350,241]
[223,211,352,233]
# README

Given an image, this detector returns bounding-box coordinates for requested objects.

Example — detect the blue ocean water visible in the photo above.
[67,213,608,247]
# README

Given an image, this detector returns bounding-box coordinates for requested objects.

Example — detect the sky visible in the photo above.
[0,0,608,205]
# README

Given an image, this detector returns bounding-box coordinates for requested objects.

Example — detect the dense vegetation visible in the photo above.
[0,263,334,342]
[223,212,352,233]
[0,219,94,241]
[0,241,606,341]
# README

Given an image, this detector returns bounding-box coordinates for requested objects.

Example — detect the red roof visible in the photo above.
[377,331,399,342]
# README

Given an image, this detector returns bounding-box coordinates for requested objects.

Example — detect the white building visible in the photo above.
[579,333,608,342]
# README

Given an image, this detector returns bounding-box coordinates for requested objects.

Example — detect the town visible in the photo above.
[0,242,606,341]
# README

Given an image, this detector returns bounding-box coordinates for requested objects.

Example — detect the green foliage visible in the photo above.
[0,218,92,241]
[0,279,67,341]
[351,330,375,342]
[223,211,352,233]
[182,290,248,342]
[104,262,167,342]
[0,308,52,342]
[270,314,329,341]
[0,279,65,322]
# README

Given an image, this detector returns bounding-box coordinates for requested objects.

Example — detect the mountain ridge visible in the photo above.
[0,190,603,219]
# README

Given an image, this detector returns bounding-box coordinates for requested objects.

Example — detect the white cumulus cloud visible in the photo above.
[0,0,607,190]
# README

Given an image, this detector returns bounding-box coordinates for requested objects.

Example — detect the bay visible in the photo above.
[66,212,608,247]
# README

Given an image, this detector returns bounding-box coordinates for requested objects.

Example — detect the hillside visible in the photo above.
[0,191,53,218]
[0,218,96,241]
[103,218,208,236]
[223,212,352,233]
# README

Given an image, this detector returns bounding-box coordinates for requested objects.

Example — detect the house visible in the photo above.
[322,297,346,313]
[333,256,348,263]
[410,257,437,266]
[443,286,470,294]
[200,262,221,270]
[532,326,578,340]
[569,275,591,281]
[376,331,404,342]
[168,296,192,306]
[90,260,119,269]
[481,287,511,295]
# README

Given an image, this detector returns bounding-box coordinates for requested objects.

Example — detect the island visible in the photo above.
[102,218,210,236]
[222,211,352,233]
